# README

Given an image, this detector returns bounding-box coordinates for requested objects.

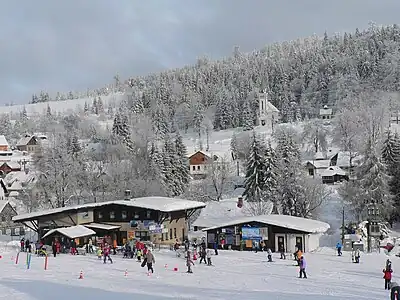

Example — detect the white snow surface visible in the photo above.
[42,225,96,239]
[203,215,330,234]
[0,244,394,299]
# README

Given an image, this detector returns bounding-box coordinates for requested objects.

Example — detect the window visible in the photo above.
[169,228,173,240]
[121,211,127,220]
[134,212,139,219]
[308,168,314,176]
[110,211,115,219]
[97,212,103,219]
[192,166,195,171]
[174,228,177,239]
[1,216,5,222]
[197,166,200,170]
[146,210,151,219]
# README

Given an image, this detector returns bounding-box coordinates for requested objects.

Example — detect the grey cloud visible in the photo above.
[0,0,400,104]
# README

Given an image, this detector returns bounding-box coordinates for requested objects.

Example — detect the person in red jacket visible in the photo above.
[103,243,113,264]
[384,266,393,290]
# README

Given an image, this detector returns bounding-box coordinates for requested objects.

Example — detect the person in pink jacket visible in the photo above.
[103,243,113,264]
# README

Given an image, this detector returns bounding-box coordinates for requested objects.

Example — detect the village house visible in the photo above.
[0,135,12,159]
[0,178,23,236]
[187,150,220,179]
[305,149,356,184]
[16,134,40,153]
[319,105,334,121]
[12,193,205,246]
[0,161,21,175]
[258,91,279,129]
[202,214,329,253]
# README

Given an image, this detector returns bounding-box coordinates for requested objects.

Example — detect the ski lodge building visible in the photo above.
[12,193,205,246]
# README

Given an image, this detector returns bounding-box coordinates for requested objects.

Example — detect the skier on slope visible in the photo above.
[384,263,394,290]
[336,241,343,256]
[299,256,307,279]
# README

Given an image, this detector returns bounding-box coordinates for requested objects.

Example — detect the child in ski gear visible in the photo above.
[390,282,400,300]
[137,249,142,262]
[279,244,286,259]
[199,247,206,264]
[299,256,307,278]
[384,265,393,290]
[145,250,155,273]
[97,248,102,259]
[354,249,360,263]
[267,248,273,262]
[186,250,194,273]
[206,248,212,266]
[103,243,113,264]
[336,242,342,256]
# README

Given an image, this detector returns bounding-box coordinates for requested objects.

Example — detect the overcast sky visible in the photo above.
[1,0,400,105]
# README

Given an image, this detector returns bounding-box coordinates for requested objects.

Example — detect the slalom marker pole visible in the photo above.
[27,253,31,269]
[15,252,19,265]
[44,255,48,270]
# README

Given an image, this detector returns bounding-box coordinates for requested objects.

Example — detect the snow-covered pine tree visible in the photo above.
[358,140,393,220]
[0,114,12,139]
[92,98,98,115]
[382,130,400,219]
[84,102,89,115]
[161,136,179,196]
[174,132,190,194]
[241,99,254,131]
[112,112,133,152]
[97,97,104,113]
[46,104,52,117]
[230,132,238,160]
[263,140,278,206]
[243,131,267,202]
[107,103,113,116]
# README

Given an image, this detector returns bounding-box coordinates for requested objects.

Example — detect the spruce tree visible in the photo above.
[97,97,104,113]
[242,100,254,131]
[112,113,133,151]
[243,131,267,202]
[174,132,190,194]
[92,98,98,115]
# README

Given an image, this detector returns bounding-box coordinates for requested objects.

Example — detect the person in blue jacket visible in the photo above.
[336,242,343,256]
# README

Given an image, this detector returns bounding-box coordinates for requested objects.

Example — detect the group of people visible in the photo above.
[336,241,361,263]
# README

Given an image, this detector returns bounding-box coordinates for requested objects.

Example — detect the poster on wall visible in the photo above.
[242,227,262,240]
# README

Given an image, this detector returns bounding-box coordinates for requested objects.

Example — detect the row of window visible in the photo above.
[97,210,152,220]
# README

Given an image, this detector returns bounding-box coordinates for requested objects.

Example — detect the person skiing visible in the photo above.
[390,282,400,300]
[186,250,194,273]
[336,241,342,256]
[267,248,273,262]
[52,239,57,258]
[354,248,360,263]
[384,264,393,290]
[103,243,113,264]
[20,238,25,252]
[199,247,206,264]
[145,249,155,273]
[206,248,213,266]
[279,244,286,259]
[299,256,307,279]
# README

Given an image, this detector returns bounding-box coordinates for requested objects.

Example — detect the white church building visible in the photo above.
[258,91,279,129]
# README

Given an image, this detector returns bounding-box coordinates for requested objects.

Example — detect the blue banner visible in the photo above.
[242,227,262,240]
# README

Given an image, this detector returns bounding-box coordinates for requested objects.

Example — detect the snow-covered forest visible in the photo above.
[2,24,400,224]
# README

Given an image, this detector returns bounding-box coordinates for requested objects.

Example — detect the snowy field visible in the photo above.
[0,245,394,300]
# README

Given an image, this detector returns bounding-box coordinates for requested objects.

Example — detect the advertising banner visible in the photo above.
[242,227,262,240]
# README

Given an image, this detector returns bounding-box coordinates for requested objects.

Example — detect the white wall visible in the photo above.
[189,164,207,176]
[274,232,322,253]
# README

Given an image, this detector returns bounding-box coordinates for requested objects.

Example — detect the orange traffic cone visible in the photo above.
[78,270,84,279]
[124,269,128,277]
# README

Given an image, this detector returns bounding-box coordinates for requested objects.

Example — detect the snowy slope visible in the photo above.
[0,93,125,116]
[0,243,394,299]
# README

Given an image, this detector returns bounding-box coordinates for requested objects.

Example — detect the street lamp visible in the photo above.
[366,203,380,252]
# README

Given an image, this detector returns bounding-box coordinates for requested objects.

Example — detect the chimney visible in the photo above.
[237,196,243,208]
[124,190,131,201]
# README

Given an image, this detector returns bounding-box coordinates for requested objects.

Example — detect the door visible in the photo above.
[277,236,285,252]
[296,236,303,252]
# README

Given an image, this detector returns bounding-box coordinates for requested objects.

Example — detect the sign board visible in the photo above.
[242,227,262,240]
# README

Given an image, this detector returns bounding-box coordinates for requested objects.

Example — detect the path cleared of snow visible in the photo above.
[0,246,394,299]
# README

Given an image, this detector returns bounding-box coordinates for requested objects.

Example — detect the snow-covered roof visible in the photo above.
[13,196,206,222]
[1,161,21,169]
[319,166,347,177]
[265,101,279,113]
[306,160,331,169]
[314,151,326,160]
[320,107,333,115]
[83,223,121,231]
[16,136,34,146]
[202,214,330,234]
[4,171,38,191]
[193,198,251,228]
[0,200,12,213]
[42,225,96,239]
[0,135,9,146]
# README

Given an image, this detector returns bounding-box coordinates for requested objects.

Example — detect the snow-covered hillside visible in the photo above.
[0,93,126,116]
[0,243,394,299]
